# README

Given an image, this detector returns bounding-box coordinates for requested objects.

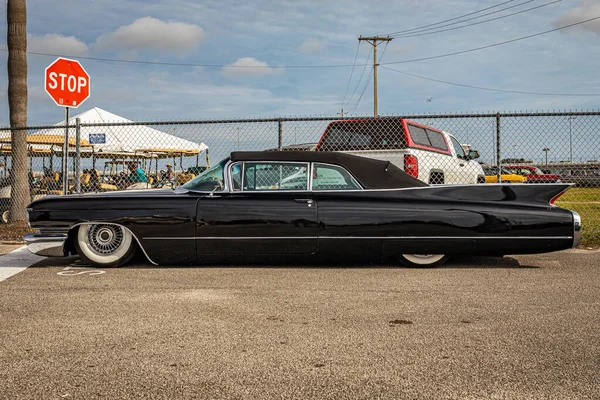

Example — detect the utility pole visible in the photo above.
[543,147,550,165]
[358,35,393,117]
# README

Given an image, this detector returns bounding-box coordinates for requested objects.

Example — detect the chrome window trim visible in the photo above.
[227,160,310,192]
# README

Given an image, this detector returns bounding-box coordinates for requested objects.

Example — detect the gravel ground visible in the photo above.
[0,250,599,399]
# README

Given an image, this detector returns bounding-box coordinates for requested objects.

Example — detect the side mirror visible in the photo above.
[467,150,480,160]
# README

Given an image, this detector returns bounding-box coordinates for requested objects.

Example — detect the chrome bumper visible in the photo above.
[572,211,582,248]
[24,234,68,257]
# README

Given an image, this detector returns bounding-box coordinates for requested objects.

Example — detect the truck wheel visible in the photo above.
[429,172,445,185]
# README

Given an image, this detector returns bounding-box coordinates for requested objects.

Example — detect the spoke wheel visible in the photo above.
[398,254,449,268]
[75,224,136,267]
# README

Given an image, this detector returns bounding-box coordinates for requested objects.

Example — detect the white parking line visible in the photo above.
[0,246,46,282]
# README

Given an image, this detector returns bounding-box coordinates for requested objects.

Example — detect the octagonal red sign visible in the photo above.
[44,57,90,108]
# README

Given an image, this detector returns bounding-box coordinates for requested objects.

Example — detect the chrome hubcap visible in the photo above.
[87,224,124,254]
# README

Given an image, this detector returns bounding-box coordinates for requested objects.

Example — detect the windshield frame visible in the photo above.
[181,157,230,192]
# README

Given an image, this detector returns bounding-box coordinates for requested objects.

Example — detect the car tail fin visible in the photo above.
[404,155,419,178]
[550,187,570,205]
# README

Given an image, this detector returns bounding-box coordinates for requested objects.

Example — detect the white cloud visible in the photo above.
[95,17,205,53]
[300,38,324,53]
[221,57,278,76]
[28,34,88,56]
[554,0,600,35]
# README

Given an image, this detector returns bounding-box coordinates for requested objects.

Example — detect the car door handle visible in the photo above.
[459,163,465,167]
[294,199,313,207]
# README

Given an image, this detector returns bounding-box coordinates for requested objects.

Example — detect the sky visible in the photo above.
[0,0,599,127]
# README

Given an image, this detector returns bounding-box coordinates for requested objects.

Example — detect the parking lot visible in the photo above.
[1,249,599,399]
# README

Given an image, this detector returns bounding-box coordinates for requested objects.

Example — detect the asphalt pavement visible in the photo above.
[0,250,599,399]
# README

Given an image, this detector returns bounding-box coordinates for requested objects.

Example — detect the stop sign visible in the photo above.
[44,57,90,108]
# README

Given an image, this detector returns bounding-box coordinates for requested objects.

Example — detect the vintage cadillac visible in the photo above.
[24,151,581,268]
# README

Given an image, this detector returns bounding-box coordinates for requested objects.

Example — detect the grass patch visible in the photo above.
[559,188,600,202]
[555,201,600,246]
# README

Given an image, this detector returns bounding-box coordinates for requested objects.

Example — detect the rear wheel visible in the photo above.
[398,254,449,268]
[74,224,136,267]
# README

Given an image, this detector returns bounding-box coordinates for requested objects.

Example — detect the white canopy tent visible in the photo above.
[35,107,208,156]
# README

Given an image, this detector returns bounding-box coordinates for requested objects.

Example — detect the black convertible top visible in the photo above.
[230,151,428,189]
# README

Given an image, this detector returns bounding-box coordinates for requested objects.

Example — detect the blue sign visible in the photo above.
[89,133,106,144]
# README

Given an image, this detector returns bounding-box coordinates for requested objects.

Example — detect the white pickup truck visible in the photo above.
[315,118,484,185]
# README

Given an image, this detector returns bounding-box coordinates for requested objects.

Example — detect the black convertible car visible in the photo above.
[25,151,581,268]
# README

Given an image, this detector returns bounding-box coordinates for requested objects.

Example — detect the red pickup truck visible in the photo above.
[505,165,562,183]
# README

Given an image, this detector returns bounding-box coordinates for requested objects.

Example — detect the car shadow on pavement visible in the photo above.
[29,254,537,270]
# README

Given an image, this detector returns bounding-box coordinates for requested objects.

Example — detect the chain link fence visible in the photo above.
[1,110,599,244]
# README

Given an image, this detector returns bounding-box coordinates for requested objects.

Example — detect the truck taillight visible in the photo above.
[404,155,419,178]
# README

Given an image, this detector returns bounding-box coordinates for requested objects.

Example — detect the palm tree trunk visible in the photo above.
[7,0,29,223]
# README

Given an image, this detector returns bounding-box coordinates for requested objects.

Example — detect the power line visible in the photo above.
[343,46,372,109]
[390,0,537,37]
[381,15,600,65]
[380,65,600,96]
[340,42,361,112]
[383,0,517,36]
[351,69,374,114]
[0,48,356,69]
[393,0,561,39]
[1,15,597,70]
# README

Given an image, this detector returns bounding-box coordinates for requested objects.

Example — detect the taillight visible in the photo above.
[404,155,419,178]
[550,191,566,205]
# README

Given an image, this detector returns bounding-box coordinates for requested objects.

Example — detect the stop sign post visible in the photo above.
[44,57,91,194]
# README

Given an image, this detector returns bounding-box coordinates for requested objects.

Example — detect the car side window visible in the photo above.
[242,162,308,191]
[408,125,431,147]
[312,163,362,191]
[450,136,466,158]
[426,130,448,151]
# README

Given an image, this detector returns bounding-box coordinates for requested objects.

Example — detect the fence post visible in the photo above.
[496,113,501,183]
[75,117,81,194]
[278,119,283,150]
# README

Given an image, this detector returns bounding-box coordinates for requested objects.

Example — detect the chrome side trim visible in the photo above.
[571,211,582,247]
[71,222,158,265]
[24,234,67,257]
[143,236,573,240]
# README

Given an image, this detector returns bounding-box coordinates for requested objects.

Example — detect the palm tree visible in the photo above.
[7,0,29,223]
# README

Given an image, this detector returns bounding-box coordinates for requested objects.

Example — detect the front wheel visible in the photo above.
[398,254,449,268]
[74,224,137,267]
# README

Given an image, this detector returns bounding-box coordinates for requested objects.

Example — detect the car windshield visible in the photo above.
[182,158,228,191]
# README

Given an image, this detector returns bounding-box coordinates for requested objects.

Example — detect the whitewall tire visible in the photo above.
[1,210,9,224]
[398,254,449,268]
[75,224,136,267]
